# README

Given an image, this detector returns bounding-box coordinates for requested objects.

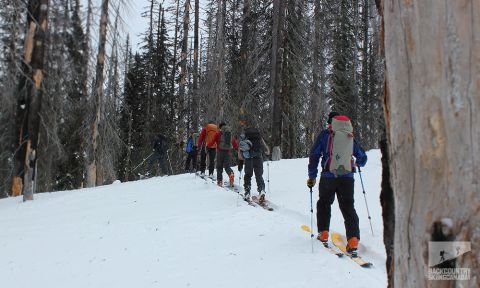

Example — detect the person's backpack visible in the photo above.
[186,137,193,153]
[205,124,218,147]
[192,132,199,148]
[239,133,252,159]
[219,125,232,150]
[328,116,354,177]
[244,127,262,157]
[154,135,166,154]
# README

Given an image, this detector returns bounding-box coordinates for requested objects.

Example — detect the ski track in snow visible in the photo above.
[0,150,386,288]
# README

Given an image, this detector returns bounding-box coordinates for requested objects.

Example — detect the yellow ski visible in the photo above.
[331,232,372,268]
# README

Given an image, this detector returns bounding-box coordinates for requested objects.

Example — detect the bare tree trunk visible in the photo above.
[179,0,190,106]
[270,0,286,160]
[170,0,181,123]
[86,0,109,187]
[12,0,49,200]
[308,0,326,146]
[192,0,199,130]
[238,0,251,113]
[382,0,479,287]
[178,0,190,137]
[215,0,226,120]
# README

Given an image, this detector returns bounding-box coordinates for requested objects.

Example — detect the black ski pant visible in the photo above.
[185,148,198,172]
[147,152,170,176]
[316,177,360,240]
[200,147,216,176]
[216,150,234,182]
[243,156,265,193]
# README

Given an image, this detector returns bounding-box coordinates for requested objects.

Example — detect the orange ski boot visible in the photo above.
[317,230,329,244]
[229,172,235,187]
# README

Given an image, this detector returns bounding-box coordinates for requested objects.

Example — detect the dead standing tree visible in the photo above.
[270,0,286,161]
[382,0,479,287]
[85,0,109,187]
[12,0,49,200]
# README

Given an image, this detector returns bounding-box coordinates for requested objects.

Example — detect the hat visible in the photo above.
[327,111,340,124]
[219,122,226,129]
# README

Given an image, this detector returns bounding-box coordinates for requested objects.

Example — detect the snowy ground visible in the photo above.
[0,150,386,288]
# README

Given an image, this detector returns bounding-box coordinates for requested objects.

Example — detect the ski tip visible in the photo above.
[301,225,312,233]
[361,262,373,268]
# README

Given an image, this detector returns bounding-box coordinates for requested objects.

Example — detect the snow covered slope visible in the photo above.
[0,150,386,288]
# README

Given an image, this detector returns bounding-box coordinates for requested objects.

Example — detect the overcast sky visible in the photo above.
[118,0,209,51]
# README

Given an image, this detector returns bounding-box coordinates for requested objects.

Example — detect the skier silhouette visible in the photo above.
[440,250,446,262]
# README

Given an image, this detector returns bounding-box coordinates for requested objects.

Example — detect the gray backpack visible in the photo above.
[219,125,233,150]
[329,116,354,177]
[239,133,252,158]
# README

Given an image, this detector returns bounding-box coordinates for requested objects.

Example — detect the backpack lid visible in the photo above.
[331,116,353,134]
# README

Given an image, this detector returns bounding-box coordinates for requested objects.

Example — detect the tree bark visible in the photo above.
[215,0,227,120]
[86,0,109,187]
[238,0,251,114]
[192,0,200,130]
[170,0,181,124]
[270,0,286,161]
[382,0,479,287]
[179,0,190,116]
[12,0,49,200]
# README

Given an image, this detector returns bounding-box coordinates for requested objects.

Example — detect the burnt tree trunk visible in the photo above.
[179,0,190,127]
[12,0,49,200]
[382,0,479,287]
[170,0,181,124]
[192,0,199,130]
[86,0,109,187]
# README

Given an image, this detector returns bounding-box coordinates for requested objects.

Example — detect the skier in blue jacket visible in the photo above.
[307,112,367,254]
[185,132,199,173]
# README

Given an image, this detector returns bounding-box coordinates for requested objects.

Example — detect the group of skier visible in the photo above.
[147,111,368,256]
[184,117,270,205]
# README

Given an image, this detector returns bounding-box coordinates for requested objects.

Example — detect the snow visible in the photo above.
[0,150,386,288]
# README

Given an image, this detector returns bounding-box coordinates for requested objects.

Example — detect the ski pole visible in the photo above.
[358,166,374,236]
[132,152,153,172]
[267,159,271,195]
[309,187,314,253]
[236,170,242,206]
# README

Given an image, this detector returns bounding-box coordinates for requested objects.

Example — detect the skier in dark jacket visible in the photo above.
[208,122,239,187]
[307,112,367,255]
[147,134,171,176]
[237,118,270,203]
[185,131,199,173]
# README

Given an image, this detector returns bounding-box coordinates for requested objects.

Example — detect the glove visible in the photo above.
[307,178,316,189]
[238,160,244,172]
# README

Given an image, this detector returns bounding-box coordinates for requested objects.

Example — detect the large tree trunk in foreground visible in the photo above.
[382,0,479,287]
[12,0,49,200]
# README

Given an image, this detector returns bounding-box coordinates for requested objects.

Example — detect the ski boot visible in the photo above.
[346,237,359,257]
[317,230,329,247]
[217,180,223,187]
[317,230,329,242]
[228,172,235,187]
[258,190,266,205]
[243,187,251,201]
